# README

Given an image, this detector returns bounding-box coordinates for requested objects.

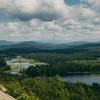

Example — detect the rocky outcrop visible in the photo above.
[0,90,16,100]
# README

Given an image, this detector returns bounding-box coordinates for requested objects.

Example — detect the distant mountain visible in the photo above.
[0,40,99,50]
[1,40,100,56]
[0,40,17,46]
[0,40,91,50]
[0,41,58,50]
[9,41,58,49]
[0,41,90,50]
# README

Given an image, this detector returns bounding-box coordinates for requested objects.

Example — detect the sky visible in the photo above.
[0,0,100,43]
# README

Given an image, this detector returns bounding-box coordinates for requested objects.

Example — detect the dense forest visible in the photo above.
[0,57,10,71]
[22,53,100,76]
[0,46,100,100]
[0,74,100,100]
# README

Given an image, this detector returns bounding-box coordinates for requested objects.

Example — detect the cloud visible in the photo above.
[0,0,100,43]
[0,16,100,42]
[0,0,70,21]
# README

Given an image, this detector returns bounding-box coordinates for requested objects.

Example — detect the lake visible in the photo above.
[63,75,100,85]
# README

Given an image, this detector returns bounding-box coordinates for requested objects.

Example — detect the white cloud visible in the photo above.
[0,0,70,21]
[0,16,100,42]
[0,0,100,43]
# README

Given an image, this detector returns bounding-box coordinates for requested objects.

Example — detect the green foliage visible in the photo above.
[3,76,39,100]
[0,57,7,67]
[0,57,10,71]
[0,74,100,100]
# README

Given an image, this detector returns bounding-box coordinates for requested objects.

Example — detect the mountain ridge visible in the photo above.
[0,40,93,50]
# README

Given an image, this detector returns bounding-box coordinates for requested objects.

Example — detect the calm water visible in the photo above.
[63,75,100,85]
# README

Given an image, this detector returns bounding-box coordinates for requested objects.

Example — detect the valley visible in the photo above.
[0,41,100,100]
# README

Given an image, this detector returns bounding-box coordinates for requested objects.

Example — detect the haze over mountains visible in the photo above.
[0,40,17,46]
[0,40,100,49]
[0,40,91,50]
[0,40,100,57]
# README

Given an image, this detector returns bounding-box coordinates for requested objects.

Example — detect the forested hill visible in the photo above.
[1,41,100,57]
